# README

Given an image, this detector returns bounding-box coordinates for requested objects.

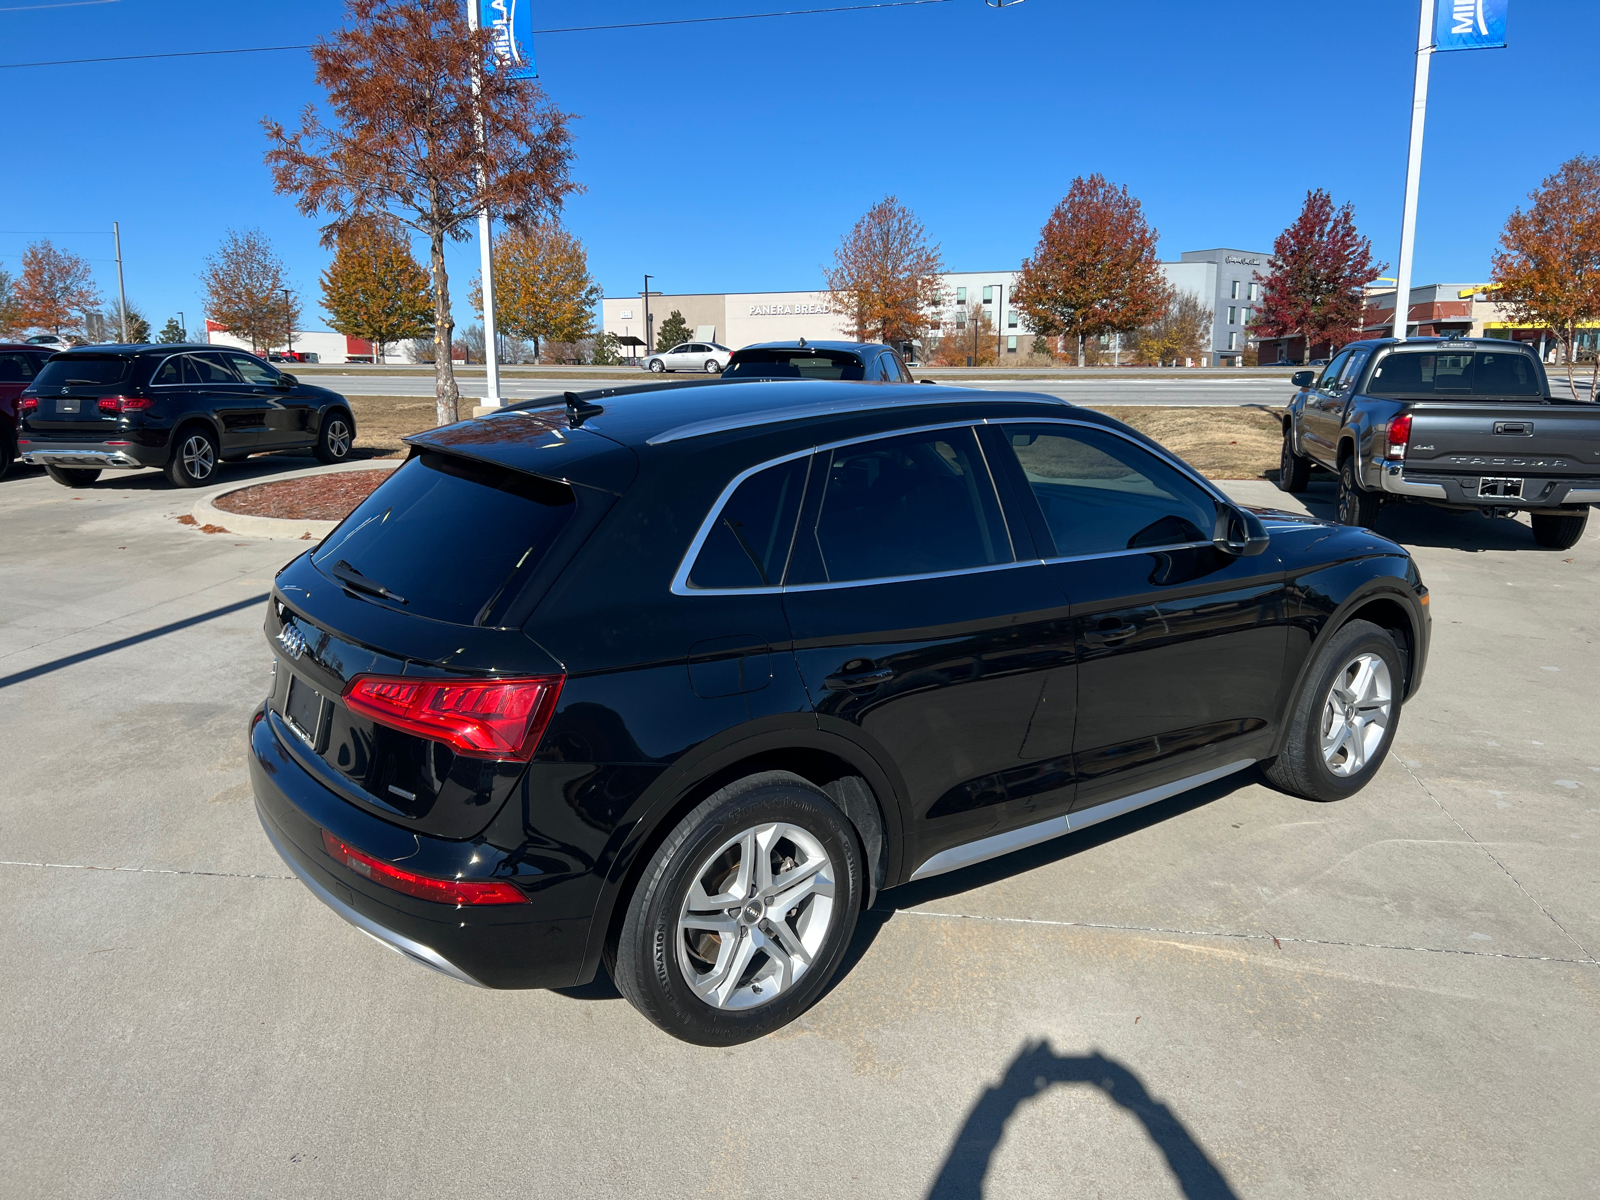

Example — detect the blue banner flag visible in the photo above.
[481,0,536,78]
[1434,0,1508,52]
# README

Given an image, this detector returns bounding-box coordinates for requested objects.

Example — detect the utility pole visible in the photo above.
[282,288,294,358]
[1392,0,1435,341]
[177,311,186,342]
[644,274,654,353]
[995,282,1004,365]
[466,0,504,407]
[112,222,129,343]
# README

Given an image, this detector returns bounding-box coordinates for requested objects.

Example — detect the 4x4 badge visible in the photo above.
[277,625,307,660]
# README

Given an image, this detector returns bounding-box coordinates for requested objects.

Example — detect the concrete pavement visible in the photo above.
[1,458,1597,1198]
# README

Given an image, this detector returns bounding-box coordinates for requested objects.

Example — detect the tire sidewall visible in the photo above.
[168,426,219,488]
[620,780,862,1045]
[1338,457,1374,526]
[1293,624,1404,800]
[317,410,354,463]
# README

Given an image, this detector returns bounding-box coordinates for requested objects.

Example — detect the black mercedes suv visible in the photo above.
[18,344,356,488]
[251,377,1430,1044]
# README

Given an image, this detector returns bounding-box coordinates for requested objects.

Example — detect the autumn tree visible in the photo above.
[264,0,578,426]
[0,267,21,338]
[928,304,998,366]
[321,222,434,362]
[1011,176,1171,367]
[653,309,693,353]
[200,229,298,353]
[119,300,152,344]
[824,196,943,344]
[1132,292,1214,366]
[1251,189,1384,366]
[469,223,599,360]
[16,240,101,336]
[1491,154,1600,398]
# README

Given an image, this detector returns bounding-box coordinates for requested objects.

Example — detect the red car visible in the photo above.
[0,343,54,480]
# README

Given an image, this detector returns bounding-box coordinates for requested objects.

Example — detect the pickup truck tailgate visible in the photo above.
[1403,403,1600,482]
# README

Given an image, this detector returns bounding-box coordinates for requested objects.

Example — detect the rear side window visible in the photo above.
[724,351,867,381]
[0,352,37,383]
[188,352,241,384]
[1001,424,1217,558]
[787,427,1011,584]
[1367,350,1542,398]
[313,452,576,627]
[688,457,808,589]
[33,356,132,388]
[150,356,183,385]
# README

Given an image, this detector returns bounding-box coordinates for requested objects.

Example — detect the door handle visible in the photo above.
[824,665,894,691]
[1083,620,1136,644]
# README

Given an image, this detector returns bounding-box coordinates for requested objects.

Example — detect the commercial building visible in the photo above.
[601,247,1274,367]
[201,321,407,364]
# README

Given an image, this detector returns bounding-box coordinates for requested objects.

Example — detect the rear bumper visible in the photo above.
[249,706,592,990]
[19,439,164,469]
[1375,458,1599,509]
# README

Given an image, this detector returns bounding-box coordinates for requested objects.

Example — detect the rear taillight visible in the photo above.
[98,395,152,413]
[320,829,527,906]
[19,397,38,415]
[342,673,563,761]
[1386,414,1411,457]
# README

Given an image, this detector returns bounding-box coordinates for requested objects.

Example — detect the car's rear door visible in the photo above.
[992,420,1288,815]
[780,424,1078,877]
[188,351,268,452]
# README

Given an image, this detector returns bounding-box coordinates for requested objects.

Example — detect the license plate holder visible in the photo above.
[1478,477,1523,498]
[284,674,327,750]
[56,397,80,415]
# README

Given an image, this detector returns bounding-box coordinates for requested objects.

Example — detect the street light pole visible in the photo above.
[282,288,294,359]
[466,0,504,407]
[1392,0,1435,342]
[996,282,1004,364]
[112,221,129,343]
[643,274,653,353]
[177,311,185,343]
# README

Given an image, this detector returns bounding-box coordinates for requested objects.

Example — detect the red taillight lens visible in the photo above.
[320,829,527,905]
[342,673,563,761]
[1387,414,1411,455]
[97,395,153,413]
[19,397,38,415]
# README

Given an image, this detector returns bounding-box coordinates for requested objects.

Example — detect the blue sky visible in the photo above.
[2,0,1596,336]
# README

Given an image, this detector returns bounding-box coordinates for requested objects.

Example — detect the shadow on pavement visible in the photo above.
[1272,475,1569,552]
[925,1040,1240,1200]
[0,448,394,493]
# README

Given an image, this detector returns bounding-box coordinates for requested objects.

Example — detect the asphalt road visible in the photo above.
[2,457,1597,1198]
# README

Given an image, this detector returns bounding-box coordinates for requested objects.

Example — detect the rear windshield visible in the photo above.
[33,356,132,388]
[1366,350,1542,398]
[724,350,866,380]
[312,452,576,627]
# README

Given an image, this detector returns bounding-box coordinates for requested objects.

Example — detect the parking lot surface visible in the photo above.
[2,457,1596,1198]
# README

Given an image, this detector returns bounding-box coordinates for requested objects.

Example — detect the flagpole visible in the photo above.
[466,0,503,408]
[1392,0,1435,341]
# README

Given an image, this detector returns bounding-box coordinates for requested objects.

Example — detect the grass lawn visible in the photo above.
[346,395,1286,480]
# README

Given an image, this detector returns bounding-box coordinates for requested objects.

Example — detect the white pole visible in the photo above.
[112,221,129,343]
[1392,0,1434,341]
[466,0,503,407]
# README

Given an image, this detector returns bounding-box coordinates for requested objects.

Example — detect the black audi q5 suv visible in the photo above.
[251,376,1430,1044]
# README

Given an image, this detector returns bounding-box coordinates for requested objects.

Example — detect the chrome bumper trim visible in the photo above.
[909,759,1256,882]
[1377,462,1448,499]
[1564,488,1600,504]
[258,812,487,988]
[21,449,145,469]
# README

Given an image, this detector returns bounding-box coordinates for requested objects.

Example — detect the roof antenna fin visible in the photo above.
[565,391,604,427]
[797,336,807,348]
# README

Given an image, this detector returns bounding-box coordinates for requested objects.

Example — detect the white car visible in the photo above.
[644,341,732,374]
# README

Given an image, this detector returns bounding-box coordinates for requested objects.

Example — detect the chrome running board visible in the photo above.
[908,759,1256,882]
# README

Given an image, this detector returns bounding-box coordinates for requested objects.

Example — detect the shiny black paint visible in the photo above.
[250,383,1431,991]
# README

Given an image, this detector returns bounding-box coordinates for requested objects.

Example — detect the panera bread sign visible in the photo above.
[749,302,832,316]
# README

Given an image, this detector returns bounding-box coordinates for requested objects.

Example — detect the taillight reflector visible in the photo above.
[342,673,563,761]
[320,829,527,905]
[1387,414,1411,455]
[98,395,153,413]
[19,397,38,415]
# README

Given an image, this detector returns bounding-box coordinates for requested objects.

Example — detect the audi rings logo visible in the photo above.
[277,624,307,660]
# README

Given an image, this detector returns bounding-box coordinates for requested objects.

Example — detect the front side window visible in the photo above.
[1317,350,1352,390]
[1001,424,1217,558]
[223,351,279,385]
[788,428,1010,585]
[688,458,808,589]
[1340,348,1371,389]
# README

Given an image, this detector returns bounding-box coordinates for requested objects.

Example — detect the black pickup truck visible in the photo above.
[1279,337,1600,549]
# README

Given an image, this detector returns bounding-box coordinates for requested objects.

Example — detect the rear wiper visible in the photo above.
[328,559,407,605]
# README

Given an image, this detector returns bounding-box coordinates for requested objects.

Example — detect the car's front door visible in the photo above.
[780,425,1078,875]
[992,420,1288,816]
[1300,349,1352,459]
[187,351,268,452]
[222,351,312,448]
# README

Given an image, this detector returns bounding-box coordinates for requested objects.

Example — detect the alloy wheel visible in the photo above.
[674,822,836,1010]
[182,435,215,481]
[1320,651,1392,776]
[326,419,352,457]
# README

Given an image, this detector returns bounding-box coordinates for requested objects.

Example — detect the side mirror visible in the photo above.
[277,373,297,387]
[1291,370,1315,388]
[1213,504,1271,557]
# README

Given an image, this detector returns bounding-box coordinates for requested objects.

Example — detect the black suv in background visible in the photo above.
[18,344,356,488]
[723,340,915,382]
[252,378,1429,1044]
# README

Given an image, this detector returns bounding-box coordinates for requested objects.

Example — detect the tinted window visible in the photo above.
[1002,424,1217,558]
[724,350,868,381]
[1341,348,1371,388]
[224,351,279,385]
[1366,350,1542,398]
[1317,351,1351,390]
[688,457,808,589]
[150,356,184,385]
[313,452,576,626]
[188,352,241,384]
[0,352,37,383]
[33,356,132,388]
[788,428,1010,584]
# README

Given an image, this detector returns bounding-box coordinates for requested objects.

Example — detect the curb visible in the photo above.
[191,459,400,541]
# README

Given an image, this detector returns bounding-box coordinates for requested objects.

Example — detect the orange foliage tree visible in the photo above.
[470,224,600,361]
[927,304,998,366]
[1251,189,1384,365]
[823,196,943,345]
[264,0,579,425]
[1012,176,1171,366]
[200,229,299,354]
[1492,154,1600,397]
[321,222,434,362]
[16,240,100,337]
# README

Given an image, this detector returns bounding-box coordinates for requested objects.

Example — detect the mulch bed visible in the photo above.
[213,470,391,521]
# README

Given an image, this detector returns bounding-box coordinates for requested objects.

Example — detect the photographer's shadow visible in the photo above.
[927,1039,1240,1200]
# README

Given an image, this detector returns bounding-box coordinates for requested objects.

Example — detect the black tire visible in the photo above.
[609,771,863,1046]
[704,359,722,375]
[165,426,220,488]
[1337,455,1381,527]
[314,409,355,465]
[1262,619,1404,803]
[45,465,101,487]
[1531,511,1587,550]
[0,423,14,481]
[648,358,666,373]
[1278,425,1311,493]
